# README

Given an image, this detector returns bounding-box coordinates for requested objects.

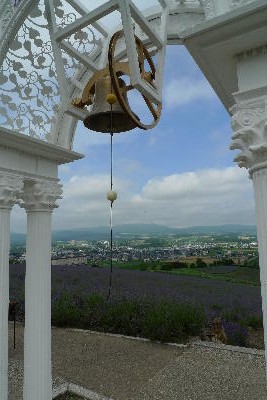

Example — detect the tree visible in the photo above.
[195,258,207,268]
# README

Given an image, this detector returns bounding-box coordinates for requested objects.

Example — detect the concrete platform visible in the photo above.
[8,324,267,400]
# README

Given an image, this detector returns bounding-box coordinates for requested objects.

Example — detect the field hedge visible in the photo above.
[52,293,206,343]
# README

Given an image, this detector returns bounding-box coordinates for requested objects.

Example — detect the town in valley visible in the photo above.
[10,224,259,269]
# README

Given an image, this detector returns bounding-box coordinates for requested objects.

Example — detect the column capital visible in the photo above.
[0,172,23,209]
[230,88,267,173]
[21,179,63,212]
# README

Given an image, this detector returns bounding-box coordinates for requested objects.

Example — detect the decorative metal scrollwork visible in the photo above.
[0,0,103,141]
[0,1,60,140]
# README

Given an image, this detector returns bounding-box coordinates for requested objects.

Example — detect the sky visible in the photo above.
[10,0,256,232]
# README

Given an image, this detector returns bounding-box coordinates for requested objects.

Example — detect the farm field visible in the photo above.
[112,261,261,285]
[9,264,263,347]
[10,264,262,312]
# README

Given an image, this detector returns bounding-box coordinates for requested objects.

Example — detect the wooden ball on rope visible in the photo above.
[107,190,117,202]
[106,93,117,105]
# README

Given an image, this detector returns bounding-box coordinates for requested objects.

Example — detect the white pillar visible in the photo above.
[0,208,12,400]
[251,168,267,369]
[230,85,267,378]
[0,173,22,400]
[21,179,62,400]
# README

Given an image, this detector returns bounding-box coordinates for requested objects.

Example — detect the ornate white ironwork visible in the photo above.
[53,0,103,81]
[0,0,205,146]
[0,1,60,140]
[0,0,104,142]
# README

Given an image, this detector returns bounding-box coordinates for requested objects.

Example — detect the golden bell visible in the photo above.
[83,75,137,133]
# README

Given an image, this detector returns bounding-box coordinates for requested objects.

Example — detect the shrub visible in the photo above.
[222,320,248,347]
[210,303,223,312]
[222,306,246,323]
[243,315,263,330]
[195,258,207,268]
[142,301,206,342]
[51,294,206,344]
[213,258,235,266]
[51,293,83,327]
[100,300,143,336]
[161,261,187,271]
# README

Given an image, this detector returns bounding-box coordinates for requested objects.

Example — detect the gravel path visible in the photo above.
[8,323,267,400]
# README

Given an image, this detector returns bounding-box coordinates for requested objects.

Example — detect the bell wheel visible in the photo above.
[108,30,162,131]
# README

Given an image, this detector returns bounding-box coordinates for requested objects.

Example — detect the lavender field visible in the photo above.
[9,264,263,346]
[10,264,263,316]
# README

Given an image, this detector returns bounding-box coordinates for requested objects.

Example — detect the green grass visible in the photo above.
[167,267,260,285]
[113,261,260,286]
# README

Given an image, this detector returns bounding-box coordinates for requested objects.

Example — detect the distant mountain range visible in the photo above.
[10,223,257,244]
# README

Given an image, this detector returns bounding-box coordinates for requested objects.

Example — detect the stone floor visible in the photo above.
[8,323,267,400]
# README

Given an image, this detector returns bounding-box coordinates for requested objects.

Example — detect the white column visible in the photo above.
[0,173,23,400]
[0,208,12,400]
[230,86,267,378]
[21,179,62,400]
[251,168,267,369]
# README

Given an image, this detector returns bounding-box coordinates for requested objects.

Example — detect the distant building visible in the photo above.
[51,256,88,266]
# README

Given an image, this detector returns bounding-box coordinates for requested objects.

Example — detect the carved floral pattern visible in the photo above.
[21,179,63,211]
[230,97,267,170]
[231,102,265,130]
[200,0,215,19]
[0,172,23,208]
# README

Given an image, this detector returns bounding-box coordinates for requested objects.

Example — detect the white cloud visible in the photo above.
[139,167,249,200]
[10,167,255,233]
[54,167,254,230]
[131,167,254,227]
[164,77,216,109]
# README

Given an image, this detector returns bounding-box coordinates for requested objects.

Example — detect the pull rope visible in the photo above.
[110,128,113,191]
[107,105,114,303]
